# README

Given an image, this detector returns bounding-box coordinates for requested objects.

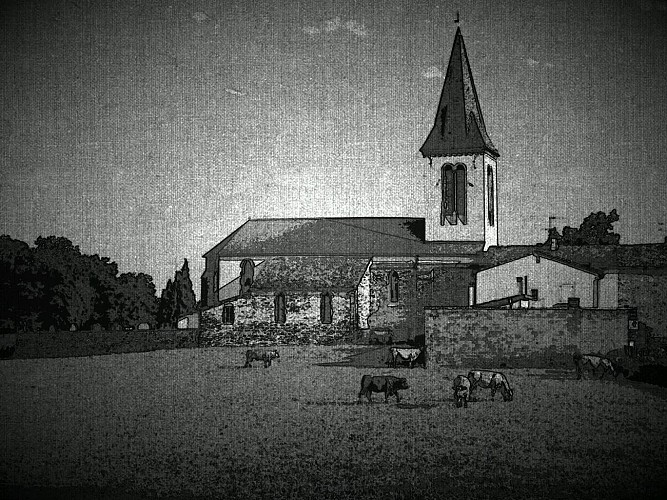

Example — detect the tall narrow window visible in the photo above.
[320,292,333,324]
[389,271,399,303]
[222,304,235,324]
[455,165,467,224]
[441,163,467,225]
[201,277,209,306]
[239,259,255,295]
[487,166,495,226]
[274,293,286,324]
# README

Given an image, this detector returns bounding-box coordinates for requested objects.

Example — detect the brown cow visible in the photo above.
[358,375,409,403]
[243,349,280,368]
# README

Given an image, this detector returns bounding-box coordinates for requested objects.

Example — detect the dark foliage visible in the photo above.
[157,259,197,328]
[545,209,621,246]
[0,235,158,331]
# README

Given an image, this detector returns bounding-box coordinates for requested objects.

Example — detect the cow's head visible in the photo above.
[502,386,514,401]
[394,377,409,390]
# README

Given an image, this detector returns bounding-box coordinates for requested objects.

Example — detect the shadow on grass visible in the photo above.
[315,346,395,368]
[523,369,576,381]
[303,401,360,407]
[395,402,441,410]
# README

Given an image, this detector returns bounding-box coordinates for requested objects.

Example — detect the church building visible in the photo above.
[199,27,667,348]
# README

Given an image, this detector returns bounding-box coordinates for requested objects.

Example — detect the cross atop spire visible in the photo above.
[420,27,499,158]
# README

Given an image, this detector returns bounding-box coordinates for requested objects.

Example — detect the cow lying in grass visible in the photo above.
[452,375,472,408]
[467,370,514,402]
[358,375,409,403]
[389,346,425,369]
[573,353,626,380]
[243,349,280,368]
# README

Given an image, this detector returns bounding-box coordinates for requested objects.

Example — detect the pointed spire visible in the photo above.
[420,27,499,158]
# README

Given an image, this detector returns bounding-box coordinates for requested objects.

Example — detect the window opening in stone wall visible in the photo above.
[389,271,399,303]
[222,304,235,324]
[320,291,333,324]
[274,293,286,324]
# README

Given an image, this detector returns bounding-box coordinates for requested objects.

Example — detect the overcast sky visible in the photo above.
[1,0,666,296]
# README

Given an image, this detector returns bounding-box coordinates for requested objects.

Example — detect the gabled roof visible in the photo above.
[481,244,667,273]
[251,256,369,291]
[478,250,603,277]
[204,217,485,258]
[420,27,499,158]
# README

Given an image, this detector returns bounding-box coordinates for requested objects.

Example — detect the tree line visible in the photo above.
[0,235,196,332]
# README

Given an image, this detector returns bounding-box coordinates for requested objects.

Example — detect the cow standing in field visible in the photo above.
[243,349,280,368]
[467,370,514,402]
[573,353,625,380]
[358,375,409,403]
[389,346,425,369]
[452,375,472,408]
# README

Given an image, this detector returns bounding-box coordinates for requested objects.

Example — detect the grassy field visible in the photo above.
[1,345,666,499]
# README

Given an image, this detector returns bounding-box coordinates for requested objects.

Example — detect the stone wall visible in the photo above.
[618,273,667,337]
[5,329,199,359]
[425,307,629,368]
[367,263,416,341]
[201,291,354,345]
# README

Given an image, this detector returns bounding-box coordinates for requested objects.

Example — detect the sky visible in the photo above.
[1,0,667,297]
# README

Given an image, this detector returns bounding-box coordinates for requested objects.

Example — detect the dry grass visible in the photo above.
[1,345,667,499]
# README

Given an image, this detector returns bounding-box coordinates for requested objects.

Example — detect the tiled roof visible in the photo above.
[420,27,499,158]
[205,217,485,258]
[252,256,370,291]
[481,244,667,272]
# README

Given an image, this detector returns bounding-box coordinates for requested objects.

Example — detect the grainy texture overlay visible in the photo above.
[1,346,666,499]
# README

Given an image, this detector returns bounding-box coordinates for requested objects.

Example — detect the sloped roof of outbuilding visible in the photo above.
[481,243,667,273]
[204,217,485,258]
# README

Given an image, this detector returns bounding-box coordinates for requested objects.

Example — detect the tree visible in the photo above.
[113,272,159,329]
[544,210,620,246]
[157,259,197,328]
[0,235,60,331]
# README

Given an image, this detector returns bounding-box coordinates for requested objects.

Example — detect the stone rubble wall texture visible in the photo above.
[426,307,629,367]
[618,273,667,337]
[201,292,354,346]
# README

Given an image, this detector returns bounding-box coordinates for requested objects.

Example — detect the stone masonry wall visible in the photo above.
[201,292,354,345]
[618,273,667,337]
[426,307,629,368]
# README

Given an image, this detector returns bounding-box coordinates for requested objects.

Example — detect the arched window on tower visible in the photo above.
[320,291,333,324]
[441,163,467,225]
[389,271,399,303]
[487,166,495,226]
[274,293,286,324]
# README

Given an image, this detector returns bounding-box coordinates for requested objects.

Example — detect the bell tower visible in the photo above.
[420,27,499,250]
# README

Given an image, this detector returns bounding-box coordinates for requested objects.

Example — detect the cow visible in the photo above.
[357,375,409,403]
[573,353,626,380]
[243,349,280,368]
[452,375,472,408]
[467,370,514,402]
[389,346,426,369]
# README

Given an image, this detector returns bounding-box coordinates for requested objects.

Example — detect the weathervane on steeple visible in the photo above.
[455,10,460,24]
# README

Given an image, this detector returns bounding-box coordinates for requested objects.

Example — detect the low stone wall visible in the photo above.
[4,329,200,359]
[425,307,630,368]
